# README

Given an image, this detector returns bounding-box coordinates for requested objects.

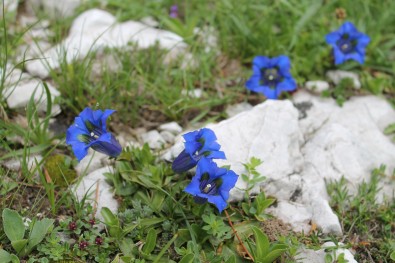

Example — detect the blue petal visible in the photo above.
[172,149,198,173]
[246,75,262,92]
[71,142,89,161]
[206,150,226,160]
[276,78,297,92]
[66,124,87,144]
[333,48,346,65]
[201,140,221,153]
[183,130,199,142]
[356,34,370,47]
[200,128,217,143]
[184,141,201,155]
[89,133,122,158]
[252,56,270,69]
[219,169,238,193]
[262,86,278,99]
[97,109,116,132]
[184,176,203,196]
[205,194,227,213]
[196,158,216,175]
[325,32,340,45]
[346,52,365,64]
[274,55,292,78]
[78,107,95,123]
[339,21,357,35]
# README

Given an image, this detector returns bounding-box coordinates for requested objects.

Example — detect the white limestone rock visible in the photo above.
[160,130,175,144]
[296,243,357,263]
[75,150,108,176]
[72,166,118,222]
[326,70,361,89]
[159,121,183,134]
[3,155,43,173]
[141,130,166,149]
[25,9,187,78]
[167,91,395,235]
[305,80,330,93]
[225,102,253,118]
[25,0,81,19]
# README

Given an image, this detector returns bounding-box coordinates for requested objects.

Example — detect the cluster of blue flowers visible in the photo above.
[246,21,370,100]
[172,128,238,212]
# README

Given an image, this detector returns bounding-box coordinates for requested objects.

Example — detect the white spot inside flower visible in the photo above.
[90,132,95,137]
[268,75,274,80]
[195,151,199,155]
[203,183,212,193]
[341,44,348,50]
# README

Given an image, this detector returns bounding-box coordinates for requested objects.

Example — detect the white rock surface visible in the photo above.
[225,102,253,117]
[72,166,118,222]
[167,91,395,235]
[160,130,175,143]
[159,122,182,134]
[75,150,108,176]
[2,72,61,115]
[181,89,203,98]
[326,70,361,89]
[297,242,357,263]
[1,0,19,20]
[305,80,330,93]
[25,9,187,78]
[25,0,81,19]
[2,155,43,173]
[141,130,166,149]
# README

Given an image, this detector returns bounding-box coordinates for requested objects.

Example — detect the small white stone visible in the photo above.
[225,102,253,118]
[3,155,43,173]
[305,80,330,93]
[75,150,108,176]
[159,122,183,134]
[72,166,118,223]
[326,70,361,89]
[160,130,175,143]
[322,242,358,263]
[141,130,166,149]
[140,16,159,28]
[181,89,202,98]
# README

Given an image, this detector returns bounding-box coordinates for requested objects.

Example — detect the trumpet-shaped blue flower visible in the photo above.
[245,55,297,100]
[326,21,370,65]
[66,107,122,162]
[172,128,226,173]
[184,158,238,212]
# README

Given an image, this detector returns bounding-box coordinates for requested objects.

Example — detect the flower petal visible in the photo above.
[172,149,199,173]
[325,32,340,45]
[275,55,292,78]
[252,56,270,69]
[276,78,297,92]
[339,21,357,35]
[356,34,370,47]
[333,48,346,65]
[98,109,116,132]
[262,86,278,99]
[206,150,226,160]
[90,133,122,158]
[71,142,89,162]
[246,75,262,92]
[183,130,199,142]
[205,194,227,213]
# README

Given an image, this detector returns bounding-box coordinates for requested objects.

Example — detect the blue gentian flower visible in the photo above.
[172,128,226,173]
[66,107,122,161]
[245,55,297,99]
[325,21,370,65]
[184,158,238,212]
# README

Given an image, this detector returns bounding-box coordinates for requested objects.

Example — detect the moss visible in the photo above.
[44,155,77,187]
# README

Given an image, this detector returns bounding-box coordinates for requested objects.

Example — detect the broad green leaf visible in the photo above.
[384,123,395,135]
[225,255,237,263]
[0,249,12,263]
[179,253,194,263]
[28,218,54,249]
[390,251,395,260]
[262,245,288,263]
[2,209,25,242]
[142,228,157,255]
[251,226,269,260]
[11,239,28,254]
[101,207,119,226]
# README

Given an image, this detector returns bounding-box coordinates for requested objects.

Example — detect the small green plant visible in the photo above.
[322,77,356,106]
[384,123,395,142]
[241,157,265,198]
[242,191,275,221]
[246,226,288,263]
[202,213,232,247]
[1,208,54,261]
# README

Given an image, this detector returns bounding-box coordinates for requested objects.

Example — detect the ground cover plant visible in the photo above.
[1,0,395,262]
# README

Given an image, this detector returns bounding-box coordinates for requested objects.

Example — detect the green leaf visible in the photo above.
[262,245,288,263]
[384,123,395,135]
[0,249,12,263]
[225,255,236,263]
[251,226,269,260]
[390,250,395,260]
[179,254,194,263]
[27,218,54,249]
[2,209,25,242]
[11,239,28,254]
[143,228,157,255]
[101,207,119,226]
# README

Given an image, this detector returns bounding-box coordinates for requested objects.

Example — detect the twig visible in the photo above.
[93,180,100,217]
[224,209,255,262]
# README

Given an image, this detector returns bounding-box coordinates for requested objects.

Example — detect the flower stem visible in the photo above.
[224,209,255,262]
